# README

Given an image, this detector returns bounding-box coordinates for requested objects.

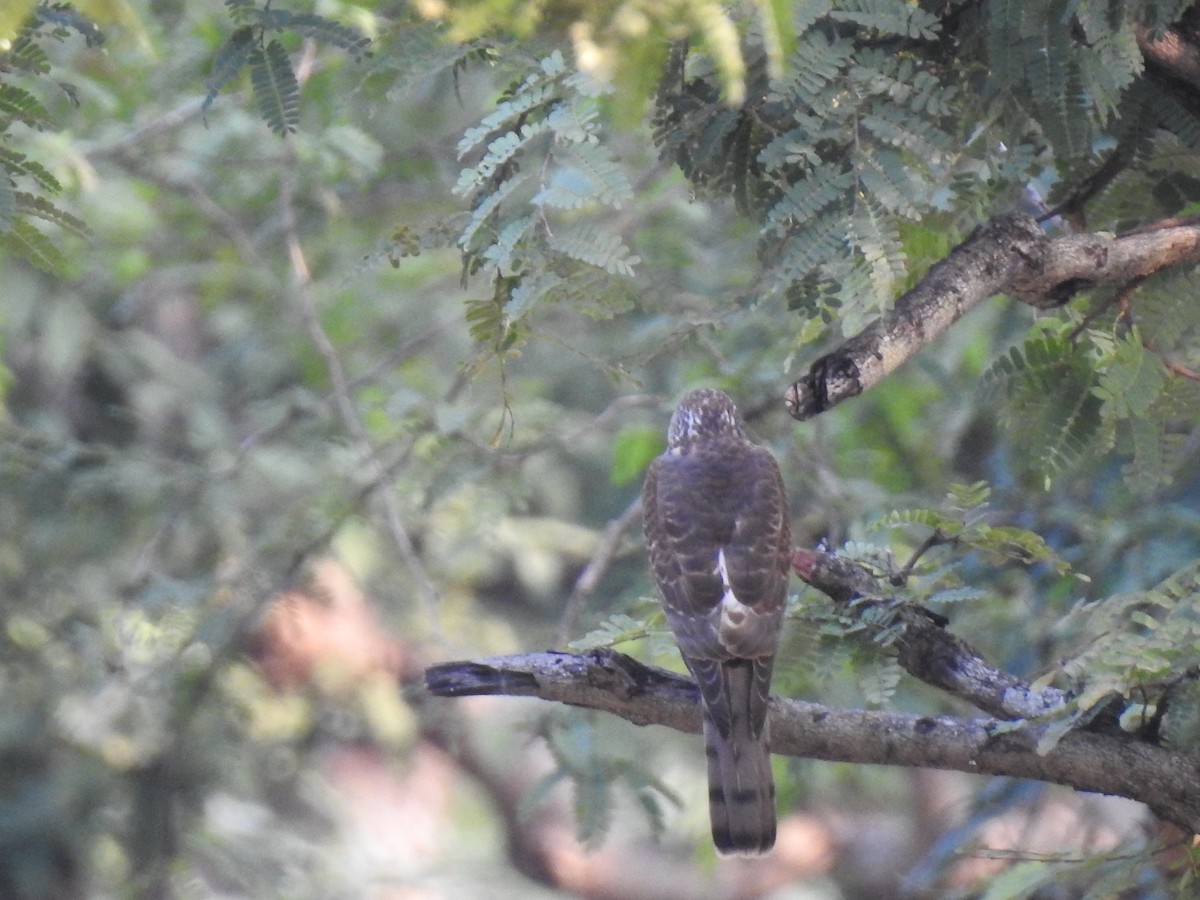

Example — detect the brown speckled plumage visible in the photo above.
[642,389,790,855]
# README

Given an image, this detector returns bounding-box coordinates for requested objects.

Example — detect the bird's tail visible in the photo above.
[703,661,776,855]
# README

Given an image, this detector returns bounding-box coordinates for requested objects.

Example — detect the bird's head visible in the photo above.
[666,389,746,451]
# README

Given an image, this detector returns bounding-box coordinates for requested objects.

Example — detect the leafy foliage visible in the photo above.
[983,318,1199,491]
[1022,559,1200,758]
[450,49,640,370]
[983,326,1109,482]
[6,0,1200,896]
[413,0,796,119]
[249,39,300,136]
[872,481,1072,576]
[0,10,97,273]
[521,711,680,848]
[204,0,370,134]
[654,2,964,321]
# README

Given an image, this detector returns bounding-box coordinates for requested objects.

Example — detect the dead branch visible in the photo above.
[423,648,1200,832]
[785,213,1200,420]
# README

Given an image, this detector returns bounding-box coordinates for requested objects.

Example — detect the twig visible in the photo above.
[1164,359,1200,382]
[1042,146,1130,227]
[890,528,953,586]
[278,140,445,642]
[85,97,210,161]
[555,496,644,646]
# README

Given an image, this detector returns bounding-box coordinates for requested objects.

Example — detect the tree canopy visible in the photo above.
[5,1,1200,897]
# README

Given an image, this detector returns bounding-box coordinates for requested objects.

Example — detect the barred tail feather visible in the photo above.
[703,663,776,855]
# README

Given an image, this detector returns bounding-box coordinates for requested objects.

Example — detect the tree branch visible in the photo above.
[423,648,1200,832]
[791,549,1068,721]
[1137,24,1200,94]
[555,495,643,646]
[278,136,445,643]
[785,213,1200,420]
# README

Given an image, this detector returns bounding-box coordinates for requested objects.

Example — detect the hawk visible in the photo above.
[642,388,791,855]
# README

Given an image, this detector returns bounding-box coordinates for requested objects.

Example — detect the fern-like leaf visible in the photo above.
[5,34,50,74]
[458,80,558,158]
[547,228,640,277]
[0,146,61,193]
[848,195,905,307]
[0,176,16,231]
[533,142,632,209]
[458,172,529,250]
[765,167,854,235]
[454,121,548,196]
[254,11,371,60]
[14,191,87,237]
[32,3,103,46]
[828,0,941,40]
[772,31,854,109]
[204,26,257,115]
[1123,380,1200,494]
[223,0,256,23]
[983,330,1106,478]
[1094,332,1166,421]
[0,217,66,273]
[0,82,52,130]
[249,40,299,136]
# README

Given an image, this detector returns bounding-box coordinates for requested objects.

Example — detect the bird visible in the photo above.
[642,388,791,855]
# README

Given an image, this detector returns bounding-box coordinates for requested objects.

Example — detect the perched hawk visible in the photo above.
[642,388,791,855]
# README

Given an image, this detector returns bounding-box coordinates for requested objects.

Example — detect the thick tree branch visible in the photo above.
[1137,25,1200,94]
[792,549,1068,720]
[785,213,1200,420]
[423,648,1200,832]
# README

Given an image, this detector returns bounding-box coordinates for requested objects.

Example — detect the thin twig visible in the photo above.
[555,496,644,646]
[278,138,445,642]
[890,528,953,586]
[1163,358,1200,381]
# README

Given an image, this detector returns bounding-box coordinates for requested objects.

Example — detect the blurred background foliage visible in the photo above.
[3,1,1200,897]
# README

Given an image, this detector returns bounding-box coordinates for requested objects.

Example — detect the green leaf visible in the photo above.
[249,40,300,136]
[0,146,61,193]
[204,26,257,115]
[0,176,15,232]
[610,426,663,486]
[547,228,640,277]
[1093,331,1166,421]
[254,11,370,60]
[0,83,53,130]
[0,217,67,273]
[15,192,88,237]
[980,861,1058,900]
[567,612,661,651]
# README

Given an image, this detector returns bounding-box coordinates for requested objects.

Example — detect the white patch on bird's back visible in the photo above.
[715,548,751,638]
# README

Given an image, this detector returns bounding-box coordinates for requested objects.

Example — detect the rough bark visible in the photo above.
[785,213,1200,420]
[1138,24,1200,93]
[792,548,1068,721]
[424,648,1200,832]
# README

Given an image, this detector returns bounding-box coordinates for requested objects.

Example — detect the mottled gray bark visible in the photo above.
[785,213,1200,420]
[792,548,1068,720]
[424,648,1200,831]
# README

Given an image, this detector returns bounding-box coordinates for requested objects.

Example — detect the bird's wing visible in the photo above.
[643,444,789,661]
